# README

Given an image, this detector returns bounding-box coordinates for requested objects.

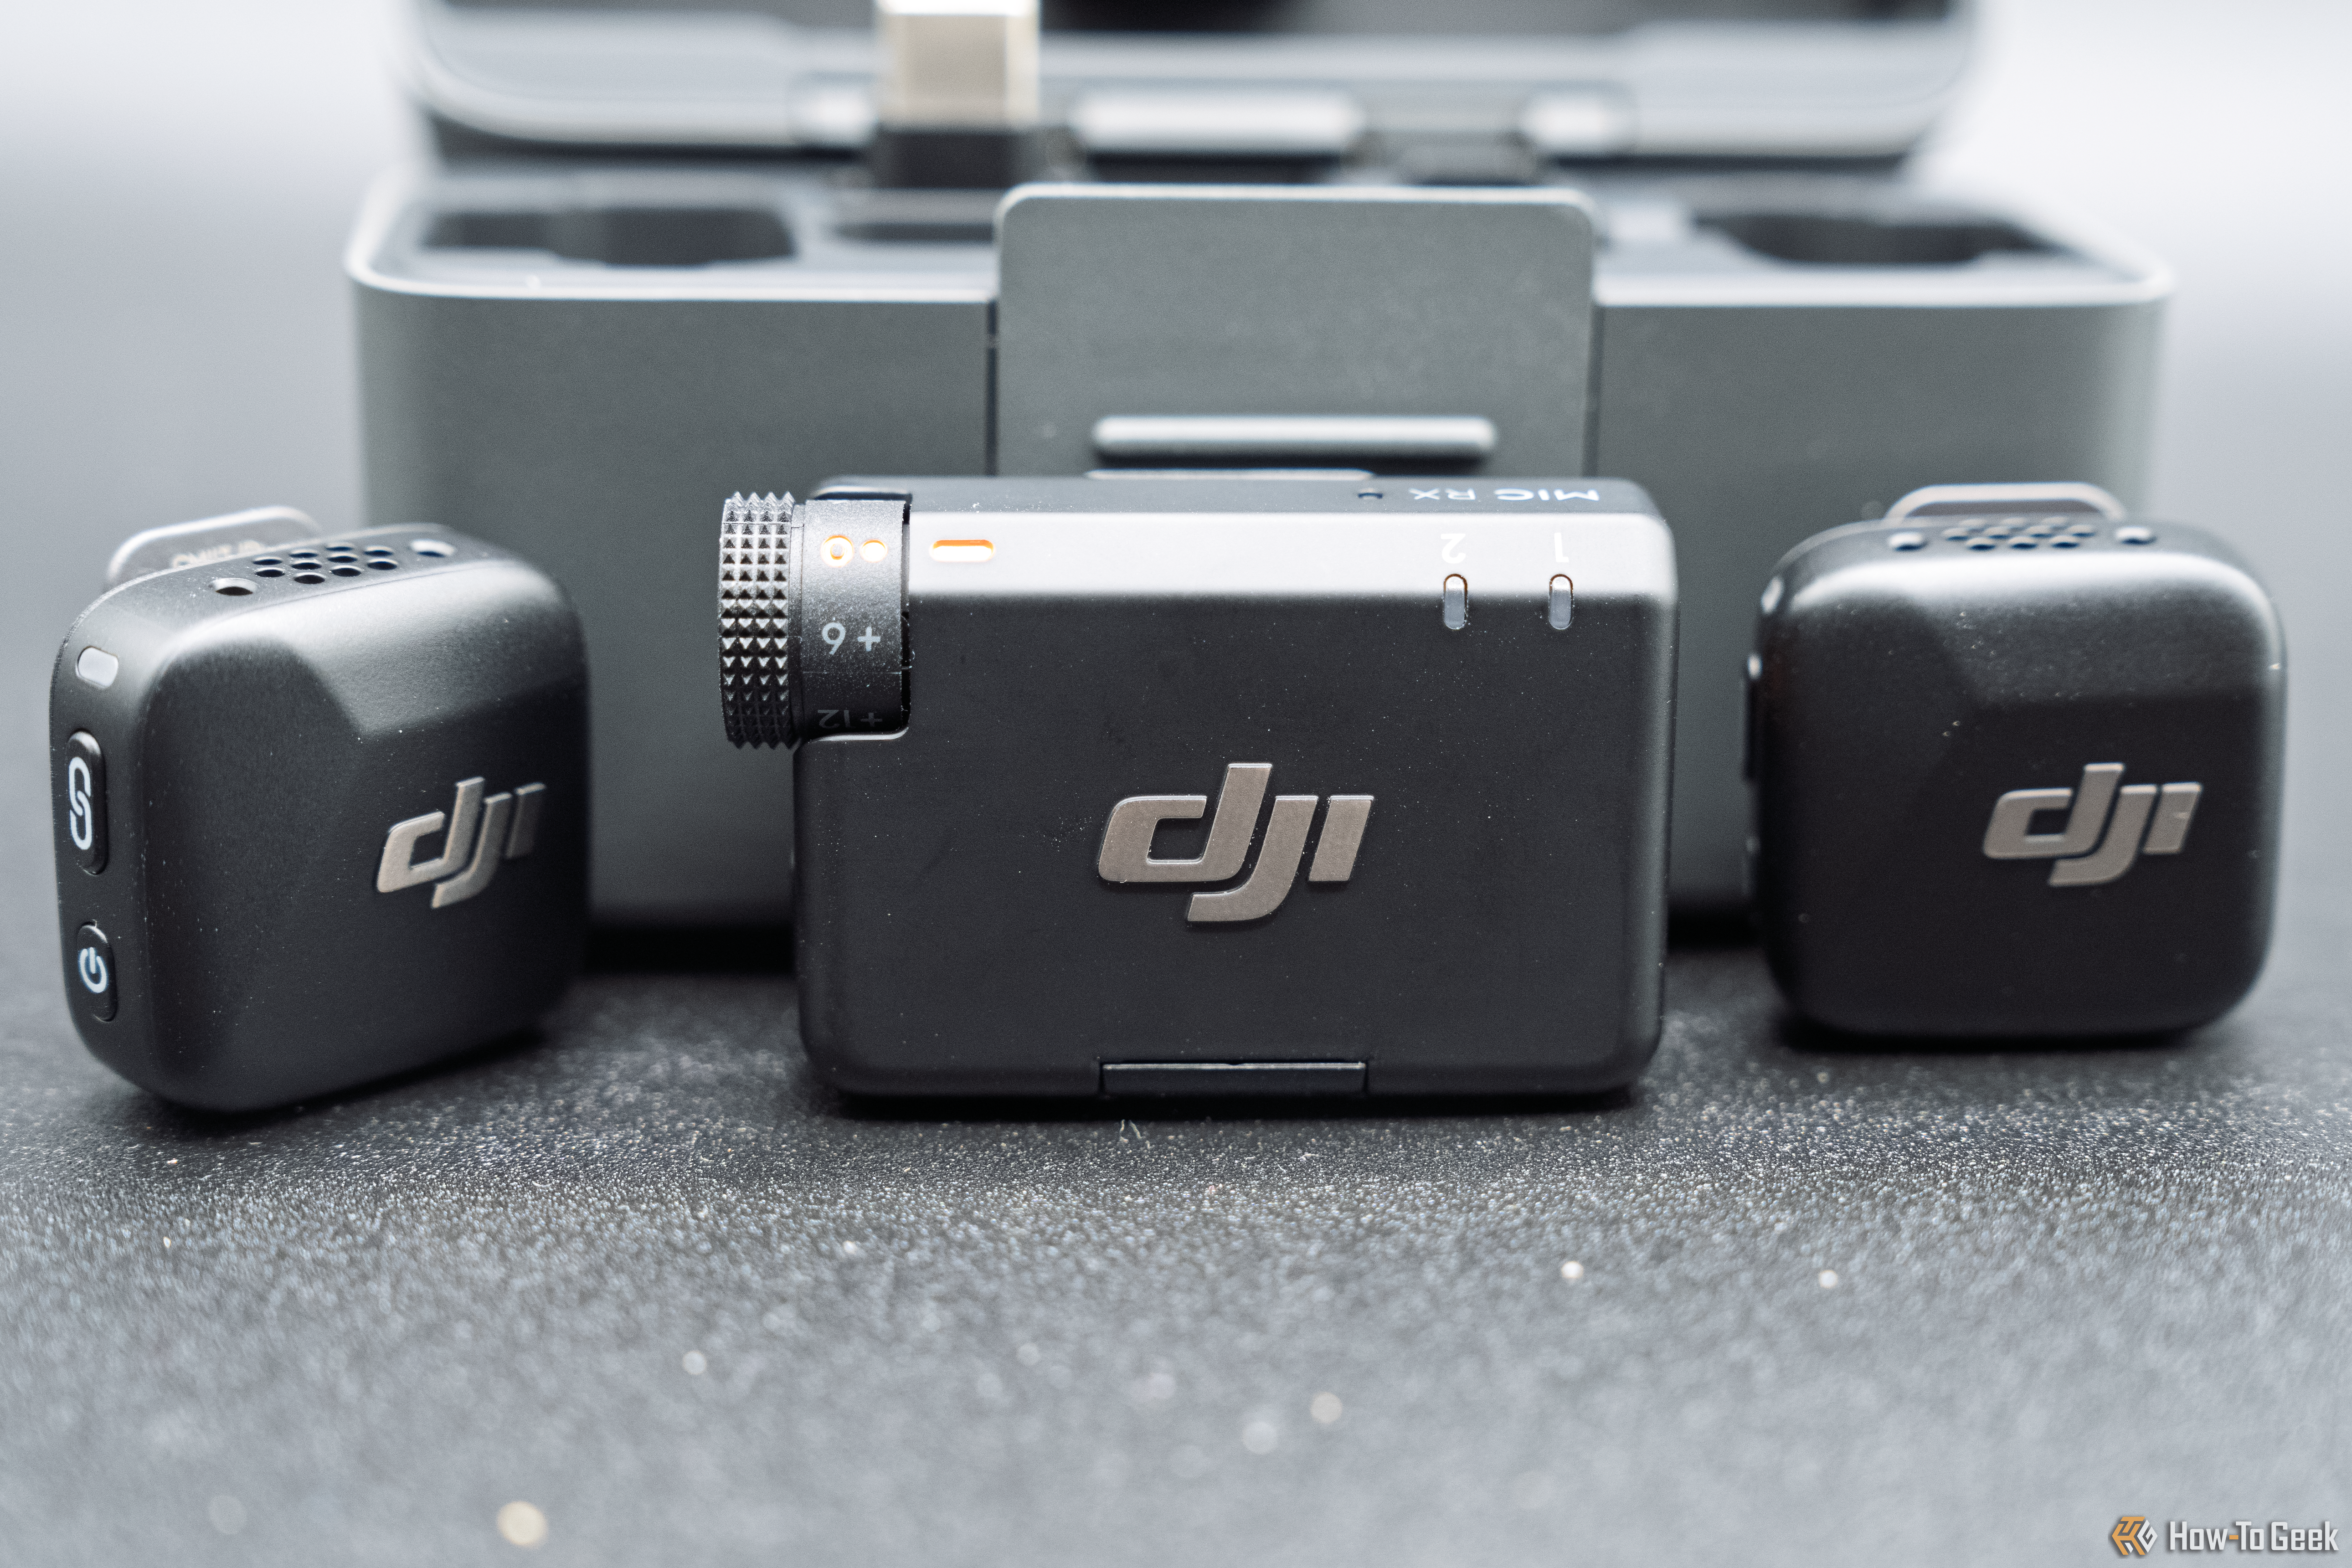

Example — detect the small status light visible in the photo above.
[496,1501,549,1548]
[930,540,994,564]
[861,539,888,562]
[75,646,121,689]
[823,535,853,566]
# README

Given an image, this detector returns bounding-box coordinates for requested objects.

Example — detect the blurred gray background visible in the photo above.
[2,2,2347,1563]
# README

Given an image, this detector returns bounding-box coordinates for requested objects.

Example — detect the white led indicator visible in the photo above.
[75,647,120,689]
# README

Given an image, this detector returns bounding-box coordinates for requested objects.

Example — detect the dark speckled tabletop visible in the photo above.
[3,5,2348,1564]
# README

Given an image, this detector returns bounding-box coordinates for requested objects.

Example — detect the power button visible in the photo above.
[63,730,107,874]
[72,923,117,1022]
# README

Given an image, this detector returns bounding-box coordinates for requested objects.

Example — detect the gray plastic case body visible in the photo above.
[790,477,1675,1098]
[401,1,1974,164]
[355,169,2161,921]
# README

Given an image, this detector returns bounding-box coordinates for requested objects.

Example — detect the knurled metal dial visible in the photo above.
[718,492,796,748]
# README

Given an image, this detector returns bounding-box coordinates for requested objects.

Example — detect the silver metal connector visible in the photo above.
[875,0,1040,131]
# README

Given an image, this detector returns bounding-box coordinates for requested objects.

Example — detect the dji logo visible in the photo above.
[377,776,547,909]
[1982,763,2201,887]
[1098,763,1371,923]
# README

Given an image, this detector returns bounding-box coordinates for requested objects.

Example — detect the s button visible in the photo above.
[73,923,117,1022]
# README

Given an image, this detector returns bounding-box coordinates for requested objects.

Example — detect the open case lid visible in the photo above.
[403,0,1972,163]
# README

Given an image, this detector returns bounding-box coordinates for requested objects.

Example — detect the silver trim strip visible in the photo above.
[1092,415,1495,464]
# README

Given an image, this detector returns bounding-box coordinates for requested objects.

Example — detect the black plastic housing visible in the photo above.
[1750,514,2284,1037]
[50,526,589,1110]
[774,476,1678,1098]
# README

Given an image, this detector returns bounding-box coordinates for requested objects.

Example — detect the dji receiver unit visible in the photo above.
[718,476,1677,1098]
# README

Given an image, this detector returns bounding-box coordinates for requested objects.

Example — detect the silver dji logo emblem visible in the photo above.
[376,777,546,909]
[1098,763,1371,923]
[1981,763,2200,887]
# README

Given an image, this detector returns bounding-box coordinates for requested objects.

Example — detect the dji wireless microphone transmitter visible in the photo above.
[1749,485,2285,1038]
[718,476,1678,1099]
[51,512,589,1111]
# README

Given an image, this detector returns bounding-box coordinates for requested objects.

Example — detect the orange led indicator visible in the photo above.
[823,535,852,566]
[930,540,994,563]
[861,539,888,562]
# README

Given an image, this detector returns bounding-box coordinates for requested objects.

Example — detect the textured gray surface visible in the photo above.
[5,950,2350,1565]
[3,2,2350,1563]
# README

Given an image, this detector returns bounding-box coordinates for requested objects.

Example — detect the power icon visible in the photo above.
[72,923,117,1022]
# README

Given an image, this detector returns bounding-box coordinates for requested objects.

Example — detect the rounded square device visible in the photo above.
[1749,503,2284,1037]
[51,523,589,1110]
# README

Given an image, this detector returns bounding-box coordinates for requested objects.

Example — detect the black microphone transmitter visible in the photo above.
[51,513,590,1110]
[1750,486,2285,1037]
